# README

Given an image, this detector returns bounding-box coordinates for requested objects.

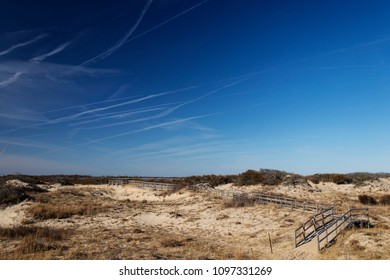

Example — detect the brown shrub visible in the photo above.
[0,226,70,257]
[216,214,229,220]
[19,236,51,254]
[349,239,366,251]
[160,238,183,248]
[0,185,30,205]
[379,194,390,205]
[0,225,68,240]
[358,195,377,205]
[28,202,102,220]
[224,195,256,208]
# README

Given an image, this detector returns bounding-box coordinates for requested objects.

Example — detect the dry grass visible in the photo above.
[28,202,102,220]
[0,225,70,259]
[0,225,66,240]
[160,238,184,248]
[224,197,256,208]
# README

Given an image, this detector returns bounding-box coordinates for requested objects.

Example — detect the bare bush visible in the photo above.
[160,238,183,247]
[0,185,30,206]
[0,225,68,240]
[358,195,377,205]
[28,202,103,220]
[379,194,390,205]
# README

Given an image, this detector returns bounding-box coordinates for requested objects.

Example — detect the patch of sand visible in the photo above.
[0,201,31,227]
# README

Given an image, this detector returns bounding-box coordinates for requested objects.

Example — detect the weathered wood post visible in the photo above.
[293,230,296,248]
[268,233,273,254]
[317,234,320,251]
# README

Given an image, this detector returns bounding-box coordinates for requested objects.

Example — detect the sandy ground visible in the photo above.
[0,180,389,259]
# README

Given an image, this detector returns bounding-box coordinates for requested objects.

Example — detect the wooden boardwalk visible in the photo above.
[192,186,332,213]
[294,207,369,251]
[108,179,176,189]
[107,178,370,251]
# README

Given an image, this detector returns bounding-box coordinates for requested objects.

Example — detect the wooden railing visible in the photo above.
[109,179,331,213]
[315,208,369,250]
[294,207,369,251]
[108,179,176,189]
[293,207,335,248]
[192,186,331,213]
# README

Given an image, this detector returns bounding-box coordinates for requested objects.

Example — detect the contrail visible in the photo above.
[265,36,390,73]
[0,72,22,89]
[4,85,197,135]
[0,145,8,157]
[74,74,253,130]
[76,75,251,129]
[107,84,132,100]
[95,114,214,142]
[31,41,72,63]
[46,85,197,124]
[79,0,153,67]
[123,0,209,45]
[69,106,167,126]
[0,34,47,57]
[39,95,136,114]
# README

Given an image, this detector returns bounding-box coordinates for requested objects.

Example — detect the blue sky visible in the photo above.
[1,0,390,176]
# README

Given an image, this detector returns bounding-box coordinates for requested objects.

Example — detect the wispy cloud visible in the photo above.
[0,60,120,130]
[0,34,47,57]
[96,114,213,142]
[134,115,215,133]
[79,0,153,67]
[43,85,197,125]
[123,0,209,45]
[268,36,390,72]
[0,72,22,89]
[69,106,168,126]
[0,145,8,157]
[0,106,47,123]
[78,75,252,130]
[31,41,72,63]
[108,84,132,100]
[40,95,135,115]
[0,137,59,151]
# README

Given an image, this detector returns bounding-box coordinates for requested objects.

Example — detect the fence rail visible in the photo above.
[193,186,332,213]
[108,179,176,189]
[315,208,369,250]
[293,207,336,248]
[294,207,369,251]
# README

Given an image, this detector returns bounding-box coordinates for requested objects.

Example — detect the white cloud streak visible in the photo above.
[80,0,153,67]
[31,41,72,63]
[40,95,135,114]
[0,145,7,157]
[0,72,23,89]
[95,114,213,142]
[0,137,59,151]
[0,34,47,57]
[69,106,167,126]
[123,0,209,45]
[45,85,196,125]
[78,75,251,130]
[108,84,134,100]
